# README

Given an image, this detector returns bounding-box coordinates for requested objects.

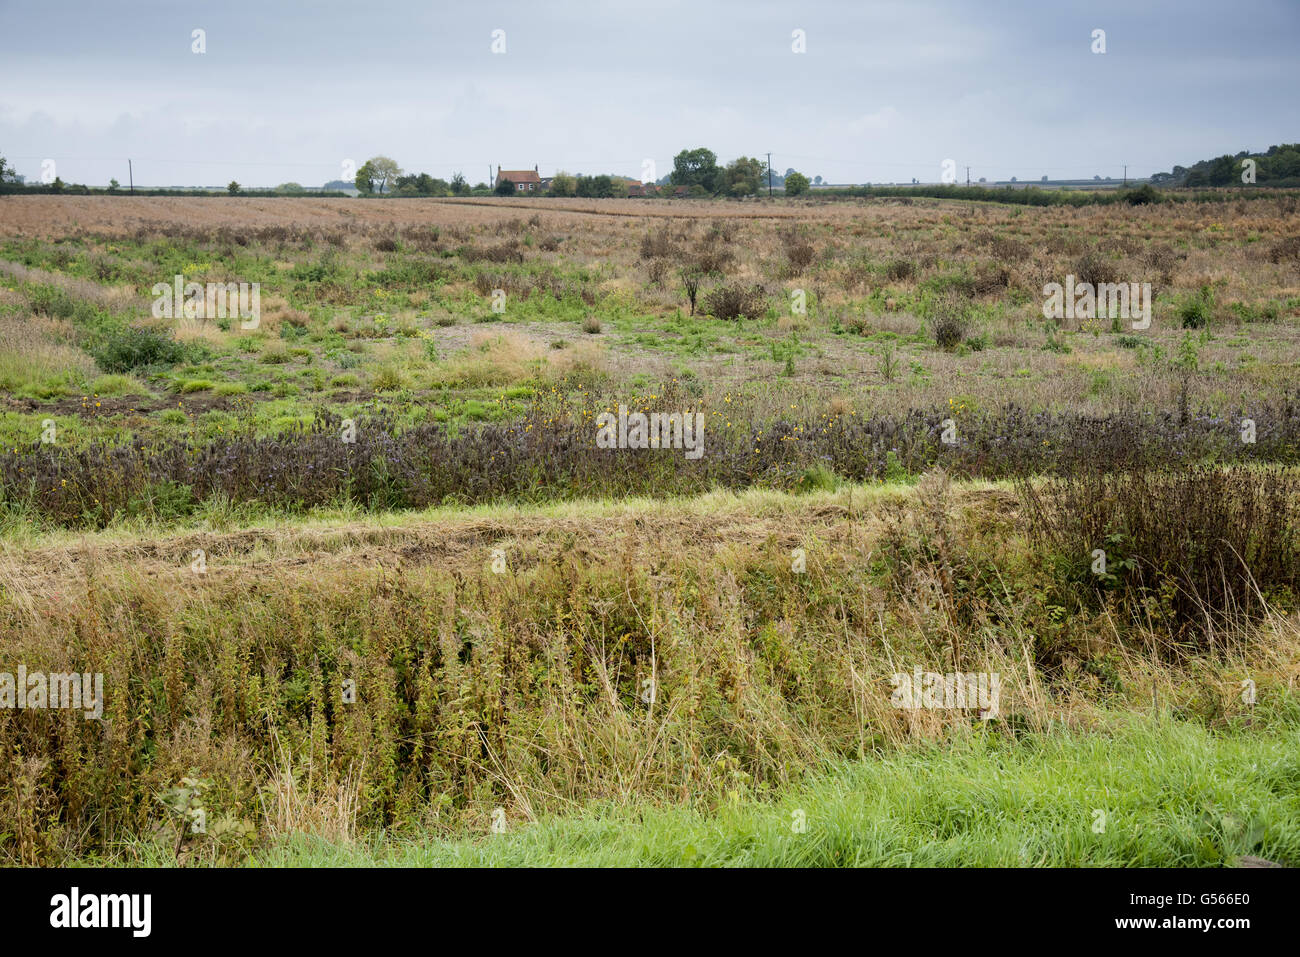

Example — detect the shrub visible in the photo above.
[639,227,679,261]
[971,262,1011,296]
[1018,465,1300,654]
[932,313,968,349]
[703,282,766,321]
[90,325,185,372]
[27,284,101,325]
[1123,183,1160,205]
[1074,251,1119,287]
[886,258,915,282]
[694,246,733,275]
[1266,235,1300,265]
[1179,285,1215,329]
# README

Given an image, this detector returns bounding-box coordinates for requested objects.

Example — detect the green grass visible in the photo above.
[245,713,1299,867]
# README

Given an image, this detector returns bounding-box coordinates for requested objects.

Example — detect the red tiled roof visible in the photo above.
[496,170,541,184]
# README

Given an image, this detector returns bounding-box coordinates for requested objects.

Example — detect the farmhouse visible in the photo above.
[495,165,542,192]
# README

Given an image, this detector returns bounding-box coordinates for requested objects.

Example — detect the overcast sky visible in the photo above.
[1,0,1296,188]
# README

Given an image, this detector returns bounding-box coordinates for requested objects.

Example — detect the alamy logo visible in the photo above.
[1043,275,1151,330]
[596,404,705,459]
[152,274,260,328]
[0,667,103,720]
[50,887,151,937]
[890,669,1000,719]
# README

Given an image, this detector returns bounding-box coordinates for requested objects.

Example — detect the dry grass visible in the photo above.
[0,257,139,311]
[0,316,96,395]
[172,317,227,346]
[1,475,1295,863]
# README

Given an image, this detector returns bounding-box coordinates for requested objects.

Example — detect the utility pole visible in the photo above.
[965,166,971,186]
[1122,165,1127,187]
[128,159,133,194]
[767,152,772,198]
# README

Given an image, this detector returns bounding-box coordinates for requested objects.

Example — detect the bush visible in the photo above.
[1266,235,1300,265]
[886,258,915,282]
[1074,251,1119,287]
[1179,286,1215,329]
[703,283,766,321]
[1018,465,1300,654]
[639,227,679,261]
[27,284,100,325]
[1123,184,1160,205]
[932,313,968,349]
[785,241,815,273]
[90,325,185,372]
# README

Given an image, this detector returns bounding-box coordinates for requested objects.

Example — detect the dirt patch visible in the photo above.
[0,391,237,417]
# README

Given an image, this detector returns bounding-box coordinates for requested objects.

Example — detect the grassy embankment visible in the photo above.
[3,476,1297,866]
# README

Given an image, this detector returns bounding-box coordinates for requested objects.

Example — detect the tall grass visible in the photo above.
[1,473,1293,864]
[1019,465,1300,655]
[254,717,1300,868]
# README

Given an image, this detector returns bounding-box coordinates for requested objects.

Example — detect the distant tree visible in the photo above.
[575,174,616,198]
[355,161,376,193]
[108,178,120,191]
[365,156,402,193]
[277,182,305,193]
[550,171,576,197]
[0,154,14,183]
[395,172,447,195]
[226,180,240,195]
[813,175,823,186]
[1009,176,1017,183]
[784,171,810,196]
[495,178,515,196]
[723,156,764,196]
[51,176,65,193]
[450,171,469,195]
[670,147,721,193]
[1041,175,1048,182]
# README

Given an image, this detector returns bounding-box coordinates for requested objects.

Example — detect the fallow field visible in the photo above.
[1,192,1299,866]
